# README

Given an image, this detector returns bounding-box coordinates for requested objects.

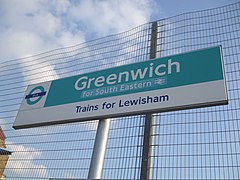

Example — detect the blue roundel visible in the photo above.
[25,86,46,105]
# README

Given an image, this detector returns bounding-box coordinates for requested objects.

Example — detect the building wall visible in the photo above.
[0,128,8,179]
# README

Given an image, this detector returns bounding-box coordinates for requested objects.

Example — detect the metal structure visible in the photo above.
[0,2,239,179]
[140,21,158,180]
[88,119,110,179]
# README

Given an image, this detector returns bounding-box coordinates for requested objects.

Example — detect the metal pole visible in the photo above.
[140,113,154,180]
[88,118,111,179]
[140,21,158,180]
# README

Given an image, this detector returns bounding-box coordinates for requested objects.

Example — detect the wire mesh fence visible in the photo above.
[151,3,240,180]
[0,22,152,180]
[0,2,239,179]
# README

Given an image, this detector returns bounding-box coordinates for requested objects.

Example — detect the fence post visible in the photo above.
[140,21,158,180]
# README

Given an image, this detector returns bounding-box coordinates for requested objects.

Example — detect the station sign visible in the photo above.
[13,46,228,129]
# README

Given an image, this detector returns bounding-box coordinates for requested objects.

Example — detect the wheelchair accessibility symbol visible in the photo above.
[25,86,47,105]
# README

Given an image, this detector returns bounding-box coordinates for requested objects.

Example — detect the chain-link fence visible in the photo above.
[0,2,239,179]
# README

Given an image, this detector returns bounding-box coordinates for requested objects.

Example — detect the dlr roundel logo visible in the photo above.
[25,86,47,105]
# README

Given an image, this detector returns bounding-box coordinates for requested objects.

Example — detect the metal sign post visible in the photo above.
[88,22,158,180]
[88,118,110,179]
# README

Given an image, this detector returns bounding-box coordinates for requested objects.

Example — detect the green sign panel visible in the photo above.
[46,46,223,106]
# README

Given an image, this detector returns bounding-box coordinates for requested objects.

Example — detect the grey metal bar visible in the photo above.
[149,21,158,60]
[140,21,158,180]
[88,119,111,179]
[140,113,154,180]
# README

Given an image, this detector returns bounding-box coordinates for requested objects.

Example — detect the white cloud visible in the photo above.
[69,0,156,36]
[19,56,59,85]
[0,0,156,61]
[6,142,48,178]
[0,0,85,61]
[51,0,71,15]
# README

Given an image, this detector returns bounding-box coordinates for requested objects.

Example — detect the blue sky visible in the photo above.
[0,0,238,62]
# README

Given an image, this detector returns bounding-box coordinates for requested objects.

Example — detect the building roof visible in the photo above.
[0,148,12,155]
